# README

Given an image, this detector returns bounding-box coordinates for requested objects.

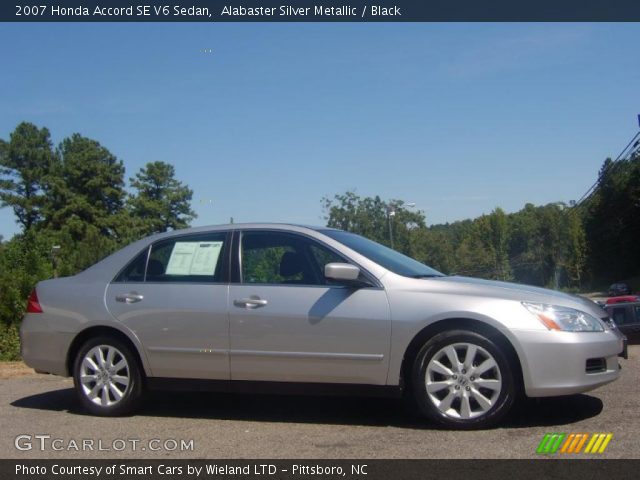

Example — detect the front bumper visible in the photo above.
[513,328,625,398]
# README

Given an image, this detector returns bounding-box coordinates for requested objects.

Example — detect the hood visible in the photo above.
[414,275,608,318]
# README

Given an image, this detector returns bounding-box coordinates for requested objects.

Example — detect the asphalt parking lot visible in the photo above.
[1,346,638,459]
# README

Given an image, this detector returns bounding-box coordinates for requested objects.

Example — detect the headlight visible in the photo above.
[522,302,604,332]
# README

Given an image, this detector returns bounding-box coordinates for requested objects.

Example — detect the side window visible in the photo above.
[241,231,346,286]
[611,307,629,325]
[115,233,227,283]
[634,306,640,322]
[115,248,149,283]
[309,243,347,277]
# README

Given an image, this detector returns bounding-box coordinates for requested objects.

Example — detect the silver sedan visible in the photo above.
[20,224,626,429]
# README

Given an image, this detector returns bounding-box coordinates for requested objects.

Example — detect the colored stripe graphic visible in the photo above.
[585,433,613,454]
[560,433,589,453]
[536,433,566,454]
[538,433,613,454]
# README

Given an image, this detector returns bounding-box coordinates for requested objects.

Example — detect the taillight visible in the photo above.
[26,289,43,313]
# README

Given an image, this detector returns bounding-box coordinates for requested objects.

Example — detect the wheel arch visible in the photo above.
[66,325,150,378]
[399,318,525,393]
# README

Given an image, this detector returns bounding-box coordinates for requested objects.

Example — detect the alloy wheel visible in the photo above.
[79,345,131,407]
[425,342,502,419]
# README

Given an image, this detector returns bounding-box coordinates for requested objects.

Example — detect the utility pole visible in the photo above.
[386,205,396,249]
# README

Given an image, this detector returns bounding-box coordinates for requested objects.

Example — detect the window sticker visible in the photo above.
[165,241,223,276]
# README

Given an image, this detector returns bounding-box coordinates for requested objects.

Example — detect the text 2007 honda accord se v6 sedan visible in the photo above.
[20,224,626,428]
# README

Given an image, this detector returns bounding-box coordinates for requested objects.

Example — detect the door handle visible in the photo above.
[115,292,144,304]
[234,296,268,309]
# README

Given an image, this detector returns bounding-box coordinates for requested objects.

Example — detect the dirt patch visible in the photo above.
[0,361,35,379]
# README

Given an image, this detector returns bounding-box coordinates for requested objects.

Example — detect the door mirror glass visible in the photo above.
[324,263,360,282]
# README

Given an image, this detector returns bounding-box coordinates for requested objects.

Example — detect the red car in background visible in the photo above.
[606,295,640,305]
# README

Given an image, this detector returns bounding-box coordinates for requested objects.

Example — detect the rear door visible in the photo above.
[106,231,231,379]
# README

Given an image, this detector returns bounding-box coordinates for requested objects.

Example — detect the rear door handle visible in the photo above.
[115,292,144,304]
[234,296,268,309]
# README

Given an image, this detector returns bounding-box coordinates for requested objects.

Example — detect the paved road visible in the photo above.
[1,347,638,459]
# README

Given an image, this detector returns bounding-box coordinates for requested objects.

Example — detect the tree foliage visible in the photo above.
[324,194,590,288]
[129,161,196,236]
[0,122,198,359]
[44,134,126,239]
[0,122,55,231]
[584,152,640,281]
[323,191,426,253]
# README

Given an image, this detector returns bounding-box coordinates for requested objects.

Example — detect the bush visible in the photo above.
[0,323,21,361]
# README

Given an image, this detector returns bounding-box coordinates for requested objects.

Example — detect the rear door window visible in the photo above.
[114,232,228,283]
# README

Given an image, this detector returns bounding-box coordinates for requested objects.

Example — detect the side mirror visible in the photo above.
[324,263,361,282]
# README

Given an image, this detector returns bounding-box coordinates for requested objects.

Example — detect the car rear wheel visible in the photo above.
[411,330,517,429]
[73,336,143,416]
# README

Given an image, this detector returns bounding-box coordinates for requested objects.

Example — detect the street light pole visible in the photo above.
[387,207,395,249]
[387,202,416,250]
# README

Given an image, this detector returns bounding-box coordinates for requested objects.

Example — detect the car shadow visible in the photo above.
[11,387,603,430]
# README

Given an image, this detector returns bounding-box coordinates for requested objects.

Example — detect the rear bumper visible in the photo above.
[513,328,625,397]
[20,313,73,377]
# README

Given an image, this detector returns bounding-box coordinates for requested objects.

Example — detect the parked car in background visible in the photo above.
[606,295,640,305]
[20,224,626,429]
[608,282,632,297]
[605,299,640,344]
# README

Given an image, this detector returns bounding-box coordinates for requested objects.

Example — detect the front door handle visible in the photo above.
[115,292,144,304]
[234,296,268,309]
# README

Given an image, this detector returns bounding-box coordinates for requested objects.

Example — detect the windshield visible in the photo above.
[321,230,444,278]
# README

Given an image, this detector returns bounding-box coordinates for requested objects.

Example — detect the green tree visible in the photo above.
[481,208,511,280]
[585,154,640,283]
[0,122,56,231]
[409,228,456,274]
[508,203,545,285]
[452,221,494,278]
[37,133,128,273]
[45,133,126,242]
[0,231,54,360]
[564,211,587,287]
[128,161,196,235]
[322,191,426,254]
[0,232,52,326]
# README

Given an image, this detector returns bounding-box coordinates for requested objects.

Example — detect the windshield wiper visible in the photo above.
[410,274,443,278]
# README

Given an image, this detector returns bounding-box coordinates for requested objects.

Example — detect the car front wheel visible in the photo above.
[411,330,517,429]
[73,336,143,416]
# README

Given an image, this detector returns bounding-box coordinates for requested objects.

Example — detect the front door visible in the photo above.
[229,230,391,385]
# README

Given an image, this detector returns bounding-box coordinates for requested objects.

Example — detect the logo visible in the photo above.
[536,433,613,455]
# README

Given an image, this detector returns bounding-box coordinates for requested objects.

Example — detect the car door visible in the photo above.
[228,229,391,385]
[106,231,231,379]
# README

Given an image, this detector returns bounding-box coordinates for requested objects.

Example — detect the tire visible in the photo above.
[411,330,517,429]
[72,336,143,416]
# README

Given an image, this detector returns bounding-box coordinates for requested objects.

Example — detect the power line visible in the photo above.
[573,131,640,209]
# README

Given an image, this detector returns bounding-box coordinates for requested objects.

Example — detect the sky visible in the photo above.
[1,22,639,239]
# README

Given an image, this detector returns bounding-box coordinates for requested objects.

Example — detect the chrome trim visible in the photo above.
[229,350,384,361]
[147,346,228,355]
